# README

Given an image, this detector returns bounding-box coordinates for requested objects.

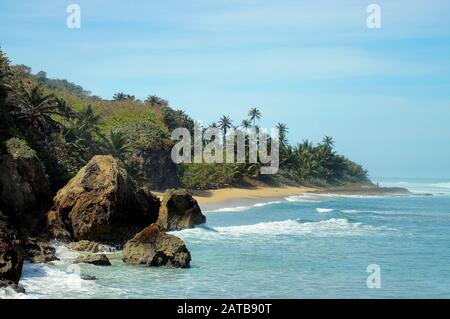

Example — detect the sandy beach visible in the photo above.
[153,185,316,211]
[191,186,317,204]
[153,183,411,211]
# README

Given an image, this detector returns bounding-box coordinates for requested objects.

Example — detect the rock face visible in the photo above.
[24,237,58,263]
[47,155,160,244]
[74,254,111,266]
[67,240,115,253]
[122,224,191,268]
[157,189,206,231]
[0,212,23,286]
[134,148,179,190]
[0,153,51,234]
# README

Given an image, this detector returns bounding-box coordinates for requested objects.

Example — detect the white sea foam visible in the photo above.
[205,206,251,213]
[0,287,28,299]
[253,201,283,207]
[285,193,323,202]
[340,209,370,214]
[53,241,81,261]
[173,218,390,241]
[205,200,283,213]
[429,182,450,189]
[0,262,98,299]
[315,208,334,213]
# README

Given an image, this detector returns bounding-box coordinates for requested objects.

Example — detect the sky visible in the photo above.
[1,0,450,179]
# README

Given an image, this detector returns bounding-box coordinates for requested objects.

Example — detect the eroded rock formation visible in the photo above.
[157,189,206,231]
[122,224,191,268]
[47,155,160,244]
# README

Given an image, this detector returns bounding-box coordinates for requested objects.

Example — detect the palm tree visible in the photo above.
[209,122,218,129]
[322,136,335,149]
[113,92,126,101]
[248,107,261,126]
[55,98,76,120]
[276,122,288,146]
[241,119,251,130]
[218,115,232,145]
[100,130,130,162]
[77,104,100,134]
[145,95,168,107]
[11,84,62,134]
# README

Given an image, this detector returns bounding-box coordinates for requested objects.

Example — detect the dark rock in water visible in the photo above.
[47,155,160,244]
[67,240,115,253]
[122,223,191,268]
[74,254,111,266]
[80,275,97,281]
[157,189,206,231]
[0,212,23,285]
[0,279,26,293]
[24,237,58,263]
[0,151,51,235]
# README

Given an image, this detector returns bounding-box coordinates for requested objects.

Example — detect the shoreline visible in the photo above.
[192,186,317,204]
[153,183,411,212]
[191,186,317,211]
[155,186,317,211]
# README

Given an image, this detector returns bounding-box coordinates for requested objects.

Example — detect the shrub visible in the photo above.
[5,137,36,159]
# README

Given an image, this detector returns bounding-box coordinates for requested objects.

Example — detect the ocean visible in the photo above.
[2,178,450,298]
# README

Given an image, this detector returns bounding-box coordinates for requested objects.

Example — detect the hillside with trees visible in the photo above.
[0,48,369,192]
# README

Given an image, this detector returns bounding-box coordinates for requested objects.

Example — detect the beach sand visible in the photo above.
[153,183,408,211]
[191,186,316,204]
[153,186,316,211]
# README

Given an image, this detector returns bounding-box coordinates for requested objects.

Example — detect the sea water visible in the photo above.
[2,178,450,298]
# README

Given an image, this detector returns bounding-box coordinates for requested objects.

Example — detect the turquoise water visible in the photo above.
[2,179,450,298]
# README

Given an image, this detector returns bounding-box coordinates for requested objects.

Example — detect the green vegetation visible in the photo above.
[180,108,368,189]
[0,48,368,191]
[5,137,36,159]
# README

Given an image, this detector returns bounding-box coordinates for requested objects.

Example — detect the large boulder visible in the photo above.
[47,155,160,244]
[0,212,24,287]
[157,189,206,231]
[0,142,51,234]
[122,224,191,268]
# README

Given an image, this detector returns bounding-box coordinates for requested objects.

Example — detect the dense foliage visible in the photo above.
[0,48,368,191]
[179,110,368,188]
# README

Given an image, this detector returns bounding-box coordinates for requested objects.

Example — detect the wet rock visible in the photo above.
[24,237,58,263]
[0,149,51,234]
[67,240,115,253]
[157,189,206,231]
[74,254,111,266]
[47,155,160,244]
[45,211,72,241]
[0,212,23,285]
[122,224,191,268]
[0,279,26,293]
[80,275,97,281]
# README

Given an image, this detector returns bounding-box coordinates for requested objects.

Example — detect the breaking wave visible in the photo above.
[315,208,334,213]
[205,201,283,213]
[173,218,392,242]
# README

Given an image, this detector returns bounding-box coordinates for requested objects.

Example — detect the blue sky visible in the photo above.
[1,0,450,178]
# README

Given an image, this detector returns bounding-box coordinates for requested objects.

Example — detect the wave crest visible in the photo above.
[173,218,390,241]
